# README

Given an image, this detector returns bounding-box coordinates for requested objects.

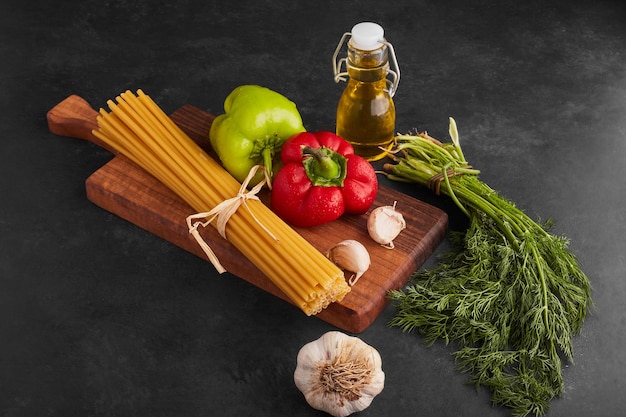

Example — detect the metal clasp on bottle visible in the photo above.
[332,32,400,97]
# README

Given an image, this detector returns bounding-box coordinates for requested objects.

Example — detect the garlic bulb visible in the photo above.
[294,331,385,417]
[367,201,406,249]
[326,240,370,286]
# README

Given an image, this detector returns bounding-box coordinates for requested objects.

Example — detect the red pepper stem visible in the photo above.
[301,145,347,187]
[302,146,339,179]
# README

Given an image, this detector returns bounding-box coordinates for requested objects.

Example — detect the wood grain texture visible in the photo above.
[48,95,448,333]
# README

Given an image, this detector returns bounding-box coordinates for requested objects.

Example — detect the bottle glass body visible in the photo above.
[336,44,395,161]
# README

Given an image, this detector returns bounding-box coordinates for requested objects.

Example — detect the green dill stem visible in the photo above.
[530,240,552,339]
[445,179,522,236]
[448,117,467,164]
[384,161,431,183]
[397,134,458,164]
[441,163,470,218]
[388,160,523,249]
[464,178,549,238]
[398,151,533,246]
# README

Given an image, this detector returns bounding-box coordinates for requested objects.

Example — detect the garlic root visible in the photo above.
[294,331,385,417]
[367,201,406,249]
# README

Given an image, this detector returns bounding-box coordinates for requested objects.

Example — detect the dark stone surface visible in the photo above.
[2,0,625,415]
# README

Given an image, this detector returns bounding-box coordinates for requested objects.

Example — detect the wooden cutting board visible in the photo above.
[47,95,448,333]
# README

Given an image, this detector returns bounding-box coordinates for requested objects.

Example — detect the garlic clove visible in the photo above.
[294,331,385,417]
[325,240,371,286]
[367,201,406,249]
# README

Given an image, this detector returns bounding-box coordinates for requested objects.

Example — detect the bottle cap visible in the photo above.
[350,22,385,50]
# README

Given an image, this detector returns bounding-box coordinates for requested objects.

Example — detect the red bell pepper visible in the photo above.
[270,131,378,227]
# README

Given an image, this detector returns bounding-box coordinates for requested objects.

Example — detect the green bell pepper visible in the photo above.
[209,85,306,185]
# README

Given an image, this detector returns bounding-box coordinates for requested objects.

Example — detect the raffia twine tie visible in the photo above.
[427,165,473,195]
[186,165,278,274]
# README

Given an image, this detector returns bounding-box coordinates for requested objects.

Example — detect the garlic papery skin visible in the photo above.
[326,240,371,286]
[294,331,385,417]
[367,202,406,249]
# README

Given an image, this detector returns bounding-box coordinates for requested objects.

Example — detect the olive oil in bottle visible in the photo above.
[333,22,400,161]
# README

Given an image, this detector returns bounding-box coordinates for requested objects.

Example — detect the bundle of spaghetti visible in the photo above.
[91,89,350,315]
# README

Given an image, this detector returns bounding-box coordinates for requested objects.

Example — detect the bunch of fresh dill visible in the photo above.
[384,118,592,417]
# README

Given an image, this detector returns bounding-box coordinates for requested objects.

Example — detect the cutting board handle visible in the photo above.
[47,95,119,154]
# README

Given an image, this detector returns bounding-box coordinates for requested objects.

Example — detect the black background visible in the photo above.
[2,0,625,416]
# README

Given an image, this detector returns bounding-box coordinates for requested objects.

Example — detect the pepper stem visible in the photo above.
[262,146,274,181]
[302,145,347,187]
[250,134,282,185]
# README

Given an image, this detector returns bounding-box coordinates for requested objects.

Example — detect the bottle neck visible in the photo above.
[346,44,389,83]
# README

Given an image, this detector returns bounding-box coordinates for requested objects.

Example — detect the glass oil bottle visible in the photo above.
[333,22,400,161]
